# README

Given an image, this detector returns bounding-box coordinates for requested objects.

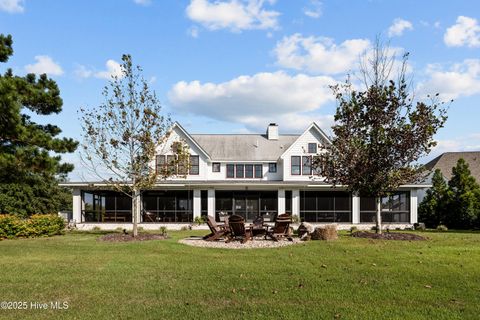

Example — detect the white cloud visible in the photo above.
[75,60,123,80]
[444,16,480,47]
[168,71,336,131]
[0,0,24,13]
[185,0,280,32]
[303,0,322,19]
[133,0,151,5]
[417,59,480,100]
[388,18,413,37]
[273,33,370,75]
[429,133,480,159]
[24,55,63,76]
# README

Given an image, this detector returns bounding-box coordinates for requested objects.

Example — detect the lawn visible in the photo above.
[0,230,479,320]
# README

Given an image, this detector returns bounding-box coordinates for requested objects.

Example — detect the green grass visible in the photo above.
[0,231,479,320]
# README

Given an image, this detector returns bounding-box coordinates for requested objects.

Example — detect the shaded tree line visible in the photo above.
[419,158,480,229]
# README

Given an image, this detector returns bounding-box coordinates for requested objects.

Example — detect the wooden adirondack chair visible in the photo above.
[204,215,230,241]
[265,213,293,242]
[226,214,252,244]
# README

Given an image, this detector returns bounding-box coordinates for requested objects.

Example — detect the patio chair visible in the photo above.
[251,215,267,237]
[226,215,252,244]
[265,213,293,242]
[203,215,230,241]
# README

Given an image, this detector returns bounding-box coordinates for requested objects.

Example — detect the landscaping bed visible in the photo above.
[352,231,427,241]
[98,233,168,242]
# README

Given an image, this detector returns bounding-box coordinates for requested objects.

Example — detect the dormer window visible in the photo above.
[308,143,317,153]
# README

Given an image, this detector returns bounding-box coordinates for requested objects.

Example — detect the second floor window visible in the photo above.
[302,156,312,175]
[212,162,220,172]
[226,164,235,178]
[268,163,277,173]
[236,164,245,178]
[189,155,199,175]
[255,164,263,178]
[291,156,301,175]
[245,164,254,178]
[308,143,317,153]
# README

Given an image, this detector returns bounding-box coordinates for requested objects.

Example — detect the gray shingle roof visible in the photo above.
[424,151,480,182]
[190,134,299,161]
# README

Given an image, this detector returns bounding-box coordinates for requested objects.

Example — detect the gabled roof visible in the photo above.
[280,122,331,158]
[424,151,480,182]
[171,122,211,159]
[191,134,299,161]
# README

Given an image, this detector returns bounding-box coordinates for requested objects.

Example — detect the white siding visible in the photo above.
[281,126,327,181]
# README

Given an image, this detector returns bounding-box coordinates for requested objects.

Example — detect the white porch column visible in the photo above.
[292,189,300,216]
[207,189,215,217]
[193,189,201,219]
[410,189,418,224]
[72,188,82,223]
[277,189,286,214]
[352,193,360,224]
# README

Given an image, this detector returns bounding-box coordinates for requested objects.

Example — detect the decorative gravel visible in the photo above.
[179,236,301,249]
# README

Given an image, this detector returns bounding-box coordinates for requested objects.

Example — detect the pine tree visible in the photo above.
[0,34,77,217]
[418,169,448,227]
[445,158,480,229]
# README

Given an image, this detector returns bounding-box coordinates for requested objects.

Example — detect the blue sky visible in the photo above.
[1,0,479,179]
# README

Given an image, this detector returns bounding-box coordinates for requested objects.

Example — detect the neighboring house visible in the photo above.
[63,122,429,230]
[424,151,480,182]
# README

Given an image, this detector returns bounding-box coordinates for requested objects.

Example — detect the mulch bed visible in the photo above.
[98,233,168,242]
[352,231,427,241]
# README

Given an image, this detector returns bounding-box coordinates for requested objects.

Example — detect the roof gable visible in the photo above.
[280,122,331,158]
[424,151,480,182]
[171,122,211,159]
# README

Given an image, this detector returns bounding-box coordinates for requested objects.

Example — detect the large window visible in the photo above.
[226,164,235,178]
[268,163,277,173]
[82,191,132,223]
[255,164,263,178]
[285,190,292,214]
[291,156,301,175]
[245,165,254,178]
[142,190,193,223]
[300,191,351,222]
[189,155,199,175]
[215,191,278,222]
[236,164,245,178]
[360,192,410,223]
[302,156,312,175]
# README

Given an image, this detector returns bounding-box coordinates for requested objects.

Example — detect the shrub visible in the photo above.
[292,215,300,223]
[159,226,168,236]
[350,226,358,234]
[311,225,338,240]
[0,214,64,239]
[194,216,206,225]
[91,226,101,232]
[437,224,448,232]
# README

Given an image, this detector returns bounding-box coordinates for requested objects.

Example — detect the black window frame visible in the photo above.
[189,155,199,175]
[291,156,301,175]
[308,143,317,153]
[212,162,221,172]
[226,164,235,178]
[245,164,254,178]
[236,164,245,178]
[302,156,312,175]
[268,163,277,173]
[254,164,263,178]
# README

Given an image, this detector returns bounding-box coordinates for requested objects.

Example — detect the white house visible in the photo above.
[63,122,430,230]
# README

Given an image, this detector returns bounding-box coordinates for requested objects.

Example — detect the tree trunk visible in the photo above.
[376,196,382,234]
[132,188,140,237]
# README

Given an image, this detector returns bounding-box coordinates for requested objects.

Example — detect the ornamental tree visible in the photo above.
[0,34,78,217]
[314,40,447,233]
[79,54,189,237]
